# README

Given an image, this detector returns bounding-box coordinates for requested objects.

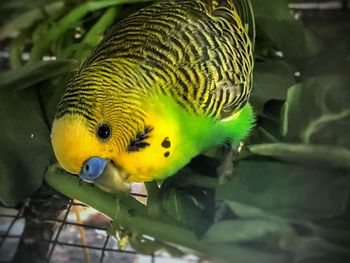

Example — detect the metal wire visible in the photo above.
[46,200,73,262]
[0,204,25,248]
[0,197,199,263]
[99,235,110,263]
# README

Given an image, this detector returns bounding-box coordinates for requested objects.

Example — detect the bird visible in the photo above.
[51,0,255,192]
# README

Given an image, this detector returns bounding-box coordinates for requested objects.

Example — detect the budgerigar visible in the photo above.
[51,0,255,192]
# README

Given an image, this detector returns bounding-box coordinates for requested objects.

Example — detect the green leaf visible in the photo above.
[246,115,284,146]
[145,181,163,217]
[281,236,350,263]
[0,89,53,205]
[300,42,350,78]
[289,0,334,2]
[203,218,293,243]
[0,1,64,40]
[251,60,296,114]
[313,219,350,245]
[216,160,350,220]
[249,143,350,170]
[0,59,78,94]
[28,0,154,63]
[251,0,321,62]
[161,188,208,231]
[225,199,282,219]
[301,21,350,78]
[282,75,350,148]
[38,72,75,126]
[248,126,280,145]
[207,200,350,261]
[0,0,56,25]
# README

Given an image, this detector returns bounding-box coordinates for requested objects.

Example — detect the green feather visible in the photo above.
[146,94,255,180]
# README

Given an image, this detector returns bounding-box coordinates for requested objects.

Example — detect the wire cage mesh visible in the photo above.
[0,1,349,263]
[0,195,199,263]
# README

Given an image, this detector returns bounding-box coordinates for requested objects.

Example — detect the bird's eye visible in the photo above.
[97,123,111,141]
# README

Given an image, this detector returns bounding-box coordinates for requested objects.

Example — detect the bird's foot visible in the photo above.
[217,144,237,184]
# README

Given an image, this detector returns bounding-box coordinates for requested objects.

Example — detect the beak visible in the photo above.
[80,157,129,192]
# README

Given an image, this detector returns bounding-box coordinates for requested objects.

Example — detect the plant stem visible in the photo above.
[28,0,153,63]
[45,165,287,263]
[82,6,120,47]
[9,31,27,69]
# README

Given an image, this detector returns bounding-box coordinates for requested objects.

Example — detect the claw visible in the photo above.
[217,144,237,184]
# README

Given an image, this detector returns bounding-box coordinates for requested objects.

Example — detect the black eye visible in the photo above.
[97,123,111,141]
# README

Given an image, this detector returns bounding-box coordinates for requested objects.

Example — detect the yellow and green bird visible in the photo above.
[51,0,255,192]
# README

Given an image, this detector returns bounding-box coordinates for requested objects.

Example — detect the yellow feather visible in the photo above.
[51,115,117,174]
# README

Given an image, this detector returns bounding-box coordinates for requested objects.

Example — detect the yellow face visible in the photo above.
[51,109,190,189]
[51,115,117,175]
[118,111,184,182]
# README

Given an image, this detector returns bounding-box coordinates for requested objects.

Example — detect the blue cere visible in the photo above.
[80,157,107,181]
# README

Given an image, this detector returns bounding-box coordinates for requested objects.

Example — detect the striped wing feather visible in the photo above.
[68,0,255,121]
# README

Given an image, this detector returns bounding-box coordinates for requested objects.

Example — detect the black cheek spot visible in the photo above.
[164,151,170,157]
[161,137,171,148]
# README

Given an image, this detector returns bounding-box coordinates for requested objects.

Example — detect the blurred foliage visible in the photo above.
[0,0,350,262]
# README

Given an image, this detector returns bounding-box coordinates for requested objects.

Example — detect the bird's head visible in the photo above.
[50,64,198,192]
[51,112,128,192]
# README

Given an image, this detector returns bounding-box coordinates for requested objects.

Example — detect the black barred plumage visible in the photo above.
[57,0,254,136]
